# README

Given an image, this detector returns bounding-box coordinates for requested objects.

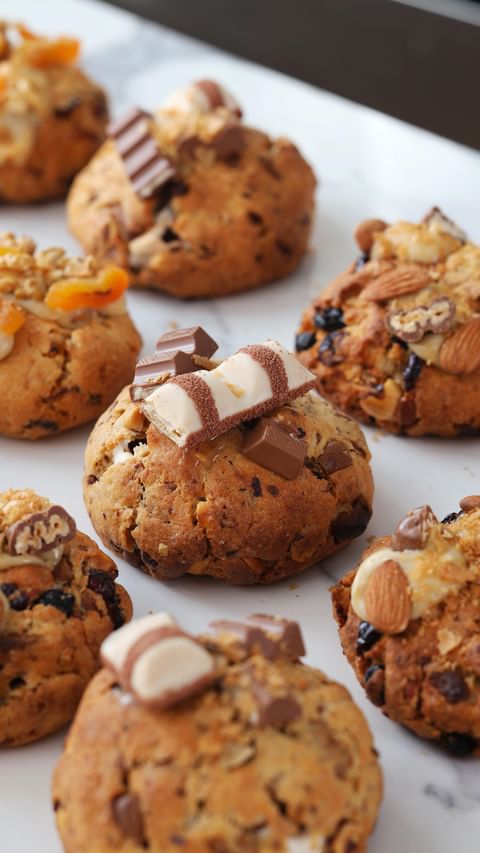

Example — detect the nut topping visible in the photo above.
[439,317,480,375]
[386,297,456,343]
[364,559,411,634]
[362,266,430,302]
[6,505,76,556]
[459,495,480,512]
[354,218,388,254]
[392,505,437,551]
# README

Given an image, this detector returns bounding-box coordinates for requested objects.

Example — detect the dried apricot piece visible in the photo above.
[0,299,25,335]
[21,37,80,69]
[44,266,129,312]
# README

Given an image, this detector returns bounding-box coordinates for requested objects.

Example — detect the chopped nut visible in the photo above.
[359,378,401,421]
[354,218,388,253]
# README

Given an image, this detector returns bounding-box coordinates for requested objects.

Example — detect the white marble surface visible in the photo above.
[1,1,480,851]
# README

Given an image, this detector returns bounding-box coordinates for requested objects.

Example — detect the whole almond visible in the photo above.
[459,494,480,512]
[354,218,388,253]
[439,317,480,375]
[362,266,430,302]
[364,559,411,634]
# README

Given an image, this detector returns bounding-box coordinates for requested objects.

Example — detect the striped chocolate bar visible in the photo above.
[141,340,316,447]
[108,107,176,198]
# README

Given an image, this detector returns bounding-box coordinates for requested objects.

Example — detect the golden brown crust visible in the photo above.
[67,125,316,299]
[331,506,480,754]
[0,488,132,746]
[296,216,480,437]
[52,648,382,852]
[83,388,374,584]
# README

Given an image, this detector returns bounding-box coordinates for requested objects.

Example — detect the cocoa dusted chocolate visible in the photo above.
[6,505,76,556]
[242,419,307,480]
[108,106,176,198]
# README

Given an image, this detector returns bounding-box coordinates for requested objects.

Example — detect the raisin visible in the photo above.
[403,353,424,391]
[391,335,409,351]
[9,676,25,690]
[364,664,385,706]
[251,476,262,497]
[314,307,345,332]
[87,569,124,629]
[37,589,75,616]
[295,331,316,352]
[162,227,180,243]
[442,733,477,757]
[1,583,29,611]
[430,670,470,703]
[354,252,369,270]
[356,621,382,655]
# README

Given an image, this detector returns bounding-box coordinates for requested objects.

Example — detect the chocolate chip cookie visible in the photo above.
[53,613,382,852]
[296,209,480,436]
[67,80,316,299]
[332,495,480,756]
[0,233,141,439]
[83,332,373,584]
[0,488,132,747]
[0,21,108,203]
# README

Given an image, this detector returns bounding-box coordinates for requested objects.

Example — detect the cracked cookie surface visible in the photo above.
[0,488,132,746]
[332,496,480,755]
[0,21,108,203]
[67,81,316,299]
[83,385,373,584]
[0,233,141,439]
[52,626,382,852]
[296,210,480,436]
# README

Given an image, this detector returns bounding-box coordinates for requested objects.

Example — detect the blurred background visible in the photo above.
[105,0,480,149]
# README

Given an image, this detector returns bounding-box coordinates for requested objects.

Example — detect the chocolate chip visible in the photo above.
[23,419,59,432]
[162,226,180,243]
[9,676,26,690]
[295,331,316,352]
[54,96,81,117]
[314,307,345,332]
[331,498,371,542]
[247,211,264,225]
[267,485,279,496]
[86,474,98,485]
[251,476,262,497]
[430,671,470,703]
[275,240,292,256]
[364,664,385,706]
[356,621,382,655]
[354,252,369,270]
[442,733,477,757]
[441,511,461,525]
[403,353,424,391]
[319,439,352,474]
[87,570,124,628]
[37,589,75,616]
[112,793,144,845]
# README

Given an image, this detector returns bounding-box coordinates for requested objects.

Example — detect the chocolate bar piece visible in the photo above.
[209,614,306,661]
[141,340,315,448]
[156,327,218,358]
[108,106,175,198]
[251,677,301,727]
[242,419,307,480]
[130,350,197,402]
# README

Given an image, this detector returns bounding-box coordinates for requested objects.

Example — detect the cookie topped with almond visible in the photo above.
[332,495,480,755]
[0,232,141,439]
[296,208,480,436]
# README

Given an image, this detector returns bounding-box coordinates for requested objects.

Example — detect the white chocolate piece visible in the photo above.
[130,634,215,703]
[101,612,176,672]
[161,81,241,117]
[352,543,467,622]
[142,381,202,446]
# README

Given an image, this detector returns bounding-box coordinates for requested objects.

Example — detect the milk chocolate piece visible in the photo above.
[392,505,437,551]
[155,326,218,358]
[209,614,306,660]
[108,106,176,198]
[112,794,144,845]
[7,506,76,556]
[252,678,301,727]
[319,439,352,474]
[242,420,307,480]
[130,350,197,402]
[211,124,246,160]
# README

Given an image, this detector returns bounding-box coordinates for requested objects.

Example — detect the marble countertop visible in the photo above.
[1,1,480,851]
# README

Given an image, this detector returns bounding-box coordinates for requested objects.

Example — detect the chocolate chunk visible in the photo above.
[403,353,424,391]
[242,420,307,480]
[356,621,382,655]
[155,326,218,358]
[430,670,470,704]
[108,107,175,198]
[211,124,246,160]
[442,733,477,757]
[209,614,305,660]
[112,793,144,845]
[252,678,301,727]
[314,307,345,332]
[319,439,352,474]
[130,350,197,402]
[459,495,480,513]
[441,511,461,525]
[7,506,76,556]
[295,331,316,352]
[392,505,437,551]
[37,589,75,616]
[331,498,371,542]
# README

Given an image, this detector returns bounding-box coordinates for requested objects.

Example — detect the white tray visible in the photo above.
[1,1,480,851]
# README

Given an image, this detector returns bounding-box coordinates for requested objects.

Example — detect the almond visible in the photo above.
[459,494,480,512]
[354,218,388,253]
[362,266,430,302]
[439,317,480,375]
[364,559,411,634]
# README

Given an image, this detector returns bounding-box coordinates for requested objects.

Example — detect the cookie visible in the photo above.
[0,21,108,203]
[0,488,132,747]
[67,79,316,299]
[0,233,141,439]
[296,208,480,436]
[53,612,382,852]
[83,330,373,584]
[332,495,480,756]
